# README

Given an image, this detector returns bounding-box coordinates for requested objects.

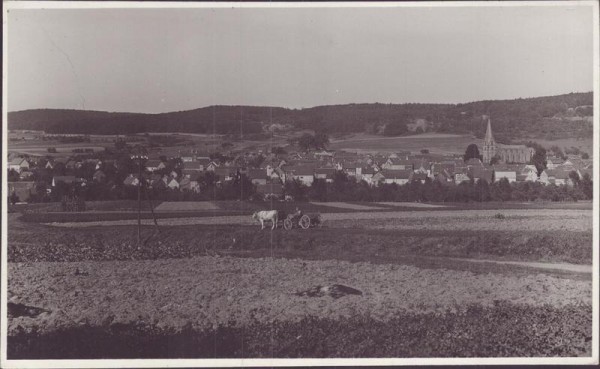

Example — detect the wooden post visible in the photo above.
[137,155,142,247]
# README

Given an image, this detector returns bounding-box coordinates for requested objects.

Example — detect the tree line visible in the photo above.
[8,92,592,140]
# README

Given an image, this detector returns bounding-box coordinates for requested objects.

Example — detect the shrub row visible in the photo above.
[8,302,592,358]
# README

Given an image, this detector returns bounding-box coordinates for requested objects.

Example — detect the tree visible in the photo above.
[271,146,287,156]
[309,178,328,201]
[284,179,308,201]
[420,149,430,154]
[568,170,581,187]
[297,134,314,152]
[529,145,547,176]
[550,145,566,160]
[463,144,482,162]
[248,154,265,168]
[582,152,589,159]
[580,173,593,199]
[313,132,330,150]
[9,192,19,205]
[8,169,20,182]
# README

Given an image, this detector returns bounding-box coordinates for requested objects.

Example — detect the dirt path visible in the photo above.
[438,257,593,274]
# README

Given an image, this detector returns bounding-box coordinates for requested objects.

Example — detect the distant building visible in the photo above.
[481,119,534,164]
[373,169,413,185]
[493,164,520,183]
[287,166,315,186]
[8,158,30,173]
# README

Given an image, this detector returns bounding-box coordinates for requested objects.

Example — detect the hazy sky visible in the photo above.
[6,4,595,113]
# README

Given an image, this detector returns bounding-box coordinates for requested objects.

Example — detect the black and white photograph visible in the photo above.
[1,1,598,366]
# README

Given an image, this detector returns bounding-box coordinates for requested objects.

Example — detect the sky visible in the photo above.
[5,4,595,113]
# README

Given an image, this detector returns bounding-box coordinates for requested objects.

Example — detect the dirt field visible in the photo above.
[6,202,595,358]
[8,256,592,336]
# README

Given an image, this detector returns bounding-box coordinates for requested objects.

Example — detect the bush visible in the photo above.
[8,302,592,358]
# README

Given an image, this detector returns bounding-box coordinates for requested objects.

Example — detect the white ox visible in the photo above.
[252,210,279,230]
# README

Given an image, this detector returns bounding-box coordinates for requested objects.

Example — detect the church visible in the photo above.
[481,119,534,164]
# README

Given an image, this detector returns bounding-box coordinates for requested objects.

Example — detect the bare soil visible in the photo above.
[7,256,592,336]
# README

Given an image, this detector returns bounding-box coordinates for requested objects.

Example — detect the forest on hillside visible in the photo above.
[8,92,592,141]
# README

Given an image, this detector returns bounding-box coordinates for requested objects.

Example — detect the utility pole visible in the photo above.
[131,148,148,248]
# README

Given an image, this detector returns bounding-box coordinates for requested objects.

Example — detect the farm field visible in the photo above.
[329,133,483,154]
[6,201,594,358]
[329,132,594,157]
[37,208,592,234]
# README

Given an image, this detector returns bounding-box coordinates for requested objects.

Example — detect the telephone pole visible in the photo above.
[131,148,148,248]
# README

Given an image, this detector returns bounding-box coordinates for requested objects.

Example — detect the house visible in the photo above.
[19,171,34,180]
[468,166,494,184]
[412,172,429,184]
[286,166,315,186]
[166,177,179,190]
[179,177,200,193]
[545,157,564,170]
[517,170,538,182]
[214,167,238,182]
[314,150,335,159]
[374,169,413,185]
[65,160,80,170]
[545,169,572,186]
[537,170,550,185]
[247,168,268,185]
[149,175,167,190]
[360,166,376,184]
[271,167,287,183]
[145,160,166,172]
[8,158,30,173]
[314,168,336,183]
[183,161,204,171]
[382,158,412,170]
[123,174,140,187]
[465,158,484,167]
[412,158,431,176]
[431,163,455,183]
[93,170,106,183]
[182,169,203,179]
[8,182,36,203]
[206,161,220,171]
[493,164,520,183]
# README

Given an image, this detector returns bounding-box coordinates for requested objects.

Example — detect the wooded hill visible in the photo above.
[8,92,592,142]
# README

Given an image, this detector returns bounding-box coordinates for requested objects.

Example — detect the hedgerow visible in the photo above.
[8,302,591,358]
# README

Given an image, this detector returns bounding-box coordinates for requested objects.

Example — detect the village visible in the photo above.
[6,124,594,205]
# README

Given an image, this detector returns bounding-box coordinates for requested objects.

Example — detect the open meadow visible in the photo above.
[6,201,594,358]
[329,133,484,154]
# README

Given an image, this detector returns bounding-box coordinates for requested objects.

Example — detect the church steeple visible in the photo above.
[482,117,496,164]
[484,118,494,144]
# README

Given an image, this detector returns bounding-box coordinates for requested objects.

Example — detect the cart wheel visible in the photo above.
[283,218,293,230]
[299,215,311,229]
